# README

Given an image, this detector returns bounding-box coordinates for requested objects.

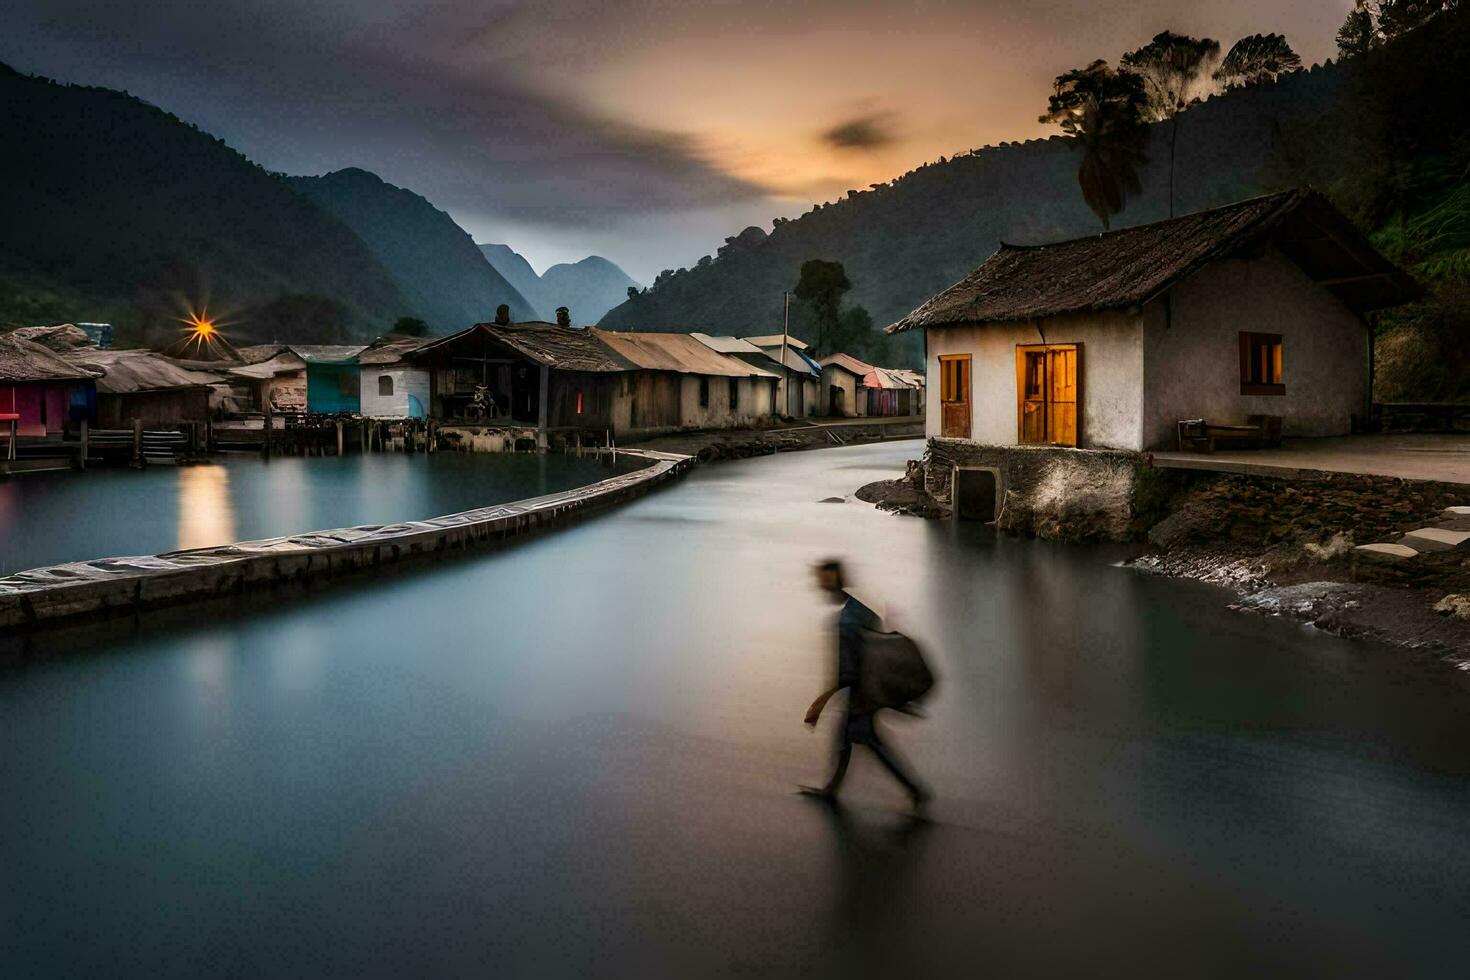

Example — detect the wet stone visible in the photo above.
[1354,542,1419,561]
[1400,527,1470,553]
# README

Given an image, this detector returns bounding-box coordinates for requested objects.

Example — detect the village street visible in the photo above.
[3,441,1469,977]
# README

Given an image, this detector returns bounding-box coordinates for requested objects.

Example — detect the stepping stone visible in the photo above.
[1353,543,1418,561]
[1399,527,1470,553]
[1443,506,1470,518]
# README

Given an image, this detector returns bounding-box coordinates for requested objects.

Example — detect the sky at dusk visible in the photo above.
[6,1,1353,282]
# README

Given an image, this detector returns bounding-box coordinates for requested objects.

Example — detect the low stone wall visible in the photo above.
[924,439,1142,540]
[0,450,692,632]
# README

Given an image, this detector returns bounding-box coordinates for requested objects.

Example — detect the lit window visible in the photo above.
[1239,332,1284,395]
[575,391,584,414]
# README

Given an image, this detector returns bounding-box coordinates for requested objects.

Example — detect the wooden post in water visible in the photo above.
[130,419,143,469]
[263,403,273,459]
[536,364,549,450]
[336,420,344,457]
[78,419,87,471]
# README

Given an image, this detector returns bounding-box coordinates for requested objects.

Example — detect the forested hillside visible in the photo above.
[289,169,536,330]
[0,64,413,344]
[602,9,1470,392]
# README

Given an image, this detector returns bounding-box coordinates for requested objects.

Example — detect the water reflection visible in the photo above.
[2,442,1469,977]
[176,465,235,551]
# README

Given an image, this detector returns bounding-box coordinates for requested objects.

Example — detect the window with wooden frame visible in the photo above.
[1239,332,1284,395]
[938,356,969,403]
[699,377,710,408]
[728,377,739,410]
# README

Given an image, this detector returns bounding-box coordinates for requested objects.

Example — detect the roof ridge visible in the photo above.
[997,187,1307,251]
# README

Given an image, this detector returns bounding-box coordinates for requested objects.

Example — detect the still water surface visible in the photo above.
[0,452,633,573]
[2,441,1468,976]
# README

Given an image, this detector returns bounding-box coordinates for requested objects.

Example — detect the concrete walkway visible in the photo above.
[1151,433,1470,485]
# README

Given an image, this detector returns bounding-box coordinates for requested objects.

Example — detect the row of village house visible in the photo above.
[0,321,924,449]
[8,188,1406,458]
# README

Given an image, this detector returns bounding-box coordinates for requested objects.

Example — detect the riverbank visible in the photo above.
[856,440,1470,663]
[624,416,922,461]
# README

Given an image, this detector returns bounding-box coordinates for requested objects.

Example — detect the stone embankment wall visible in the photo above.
[924,439,1141,540]
[0,450,692,632]
[919,439,1466,556]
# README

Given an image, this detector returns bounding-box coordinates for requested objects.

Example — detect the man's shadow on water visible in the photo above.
[800,794,937,964]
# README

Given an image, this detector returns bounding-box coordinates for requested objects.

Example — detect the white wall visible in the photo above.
[359,366,431,418]
[1142,247,1369,449]
[820,367,862,417]
[924,308,1145,449]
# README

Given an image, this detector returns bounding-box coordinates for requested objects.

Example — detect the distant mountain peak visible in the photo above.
[478,244,639,325]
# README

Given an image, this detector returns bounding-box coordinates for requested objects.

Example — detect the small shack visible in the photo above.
[693,333,820,417]
[358,337,432,419]
[66,350,220,429]
[591,329,780,435]
[817,353,872,417]
[0,333,98,440]
[887,189,1420,450]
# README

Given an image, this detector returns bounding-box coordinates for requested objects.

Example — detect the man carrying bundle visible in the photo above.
[804,559,932,812]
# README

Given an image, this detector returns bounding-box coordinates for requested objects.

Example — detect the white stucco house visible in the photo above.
[358,337,431,418]
[887,189,1419,451]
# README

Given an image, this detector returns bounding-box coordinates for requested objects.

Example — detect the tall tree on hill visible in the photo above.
[1213,34,1303,90]
[1039,60,1150,230]
[1339,1,1459,57]
[1121,31,1222,218]
[1338,3,1383,56]
[792,259,851,356]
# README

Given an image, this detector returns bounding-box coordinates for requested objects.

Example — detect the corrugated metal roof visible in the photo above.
[818,352,873,378]
[591,330,778,378]
[742,334,809,350]
[0,333,101,382]
[758,347,821,378]
[287,345,367,364]
[690,333,765,356]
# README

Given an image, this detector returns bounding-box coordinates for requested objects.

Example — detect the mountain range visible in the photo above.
[0,63,606,345]
[290,169,536,328]
[599,9,1467,372]
[478,245,639,325]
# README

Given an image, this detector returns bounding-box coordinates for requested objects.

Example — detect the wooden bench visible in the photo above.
[1176,415,1283,453]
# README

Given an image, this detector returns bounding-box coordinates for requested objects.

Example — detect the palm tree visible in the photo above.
[1039,60,1150,230]
[1214,34,1303,90]
[1120,32,1222,217]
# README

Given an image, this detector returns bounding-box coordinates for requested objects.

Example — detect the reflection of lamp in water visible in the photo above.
[177,465,235,551]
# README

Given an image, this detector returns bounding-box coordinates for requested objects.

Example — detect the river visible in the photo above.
[2,441,1467,977]
[0,452,637,574]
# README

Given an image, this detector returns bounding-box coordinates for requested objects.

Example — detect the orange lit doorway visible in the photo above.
[1016,344,1079,447]
[938,354,971,439]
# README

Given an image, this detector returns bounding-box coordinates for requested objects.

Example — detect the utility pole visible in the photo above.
[780,291,791,418]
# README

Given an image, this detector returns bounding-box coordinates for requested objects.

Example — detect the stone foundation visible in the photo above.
[924,439,1142,541]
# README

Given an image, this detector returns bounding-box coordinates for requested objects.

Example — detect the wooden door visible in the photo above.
[939,355,971,438]
[1015,344,1079,447]
[1046,346,1077,446]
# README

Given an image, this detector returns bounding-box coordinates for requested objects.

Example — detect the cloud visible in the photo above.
[1,0,773,230]
[820,111,898,151]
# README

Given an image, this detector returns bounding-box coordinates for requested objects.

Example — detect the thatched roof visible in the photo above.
[67,350,221,394]
[590,330,778,378]
[888,189,1422,333]
[410,322,634,373]
[0,333,101,383]
[159,330,245,362]
[9,324,96,352]
[358,335,434,366]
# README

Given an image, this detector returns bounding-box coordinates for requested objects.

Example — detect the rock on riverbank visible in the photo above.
[858,438,1470,660]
